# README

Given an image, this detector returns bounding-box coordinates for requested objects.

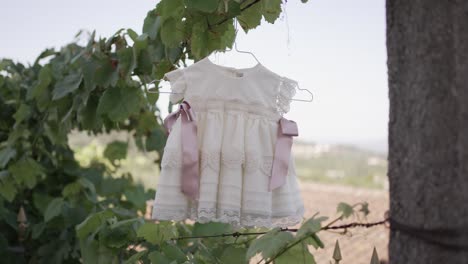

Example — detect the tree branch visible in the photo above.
[171,218,389,241]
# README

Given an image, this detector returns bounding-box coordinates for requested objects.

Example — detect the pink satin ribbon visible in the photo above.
[163,101,200,201]
[269,117,299,191]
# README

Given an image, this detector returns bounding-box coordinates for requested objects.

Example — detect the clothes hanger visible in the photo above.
[146,76,182,95]
[147,19,313,102]
[217,19,261,64]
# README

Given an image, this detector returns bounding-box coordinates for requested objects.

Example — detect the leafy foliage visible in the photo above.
[337,202,370,220]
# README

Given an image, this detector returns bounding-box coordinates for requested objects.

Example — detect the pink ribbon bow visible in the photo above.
[269,117,299,191]
[163,101,200,201]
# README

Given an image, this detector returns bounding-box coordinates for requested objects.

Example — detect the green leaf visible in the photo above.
[109,217,144,230]
[296,215,328,239]
[191,21,209,59]
[52,71,83,100]
[359,202,370,216]
[127,28,139,41]
[222,1,241,18]
[207,20,236,51]
[43,121,68,146]
[79,94,102,130]
[94,58,119,87]
[157,0,185,19]
[146,127,167,152]
[97,84,143,122]
[33,192,52,214]
[27,65,53,101]
[125,250,148,264]
[274,241,316,264]
[33,66,53,111]
[136,111,158,135]
[161,242,187,263]
[148,42,166,65]
[143,11,162,40]
[137,221,178,245]
[337,202,354,219]
[192,221,233,236]
[303,234,324,249]
[148,251,171,264]
[117,47,137,79]
[166,46,183,64]
[155,59,173,79]
[62,181,82,197]
[33,48,57,65]
[79,237,99,264]
[134,33,149,54]
[136,222,160,244]
[124,185,149,210]
[160,17,185,48]
[32,222,46,239]
[0,147,16,168]
[262,0,282,24]
[0,175,17,202]
[220,246,247,264]
[82,59,98,92]
[81,243,114,263]
[103,140,128,163]
[44,197,64,222]
[220,21,236,49]
[8,158,44,189]
[76,209,115,239]
[13,103,31,125]
[238,1,262,32]
[185,0,220,12]
[101,226,134,248]
[246,228,294,261]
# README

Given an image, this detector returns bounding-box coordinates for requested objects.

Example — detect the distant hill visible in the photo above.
[293,141,388,189]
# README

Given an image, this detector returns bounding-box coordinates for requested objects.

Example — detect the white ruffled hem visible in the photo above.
[151,203,305,230]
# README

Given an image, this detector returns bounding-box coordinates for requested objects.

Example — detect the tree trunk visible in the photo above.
[387,0,468,263]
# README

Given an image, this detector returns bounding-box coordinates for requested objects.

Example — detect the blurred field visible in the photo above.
[69,131,388,191]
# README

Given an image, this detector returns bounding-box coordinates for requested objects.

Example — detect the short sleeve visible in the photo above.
[164,68,187,104]
[277,76,297,115]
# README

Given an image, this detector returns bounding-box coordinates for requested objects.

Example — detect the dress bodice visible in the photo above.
[164,57,298,118]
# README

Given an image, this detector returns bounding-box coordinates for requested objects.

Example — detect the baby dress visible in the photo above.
[151,57,305,229]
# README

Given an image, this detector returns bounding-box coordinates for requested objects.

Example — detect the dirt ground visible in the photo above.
[296,181,389,264]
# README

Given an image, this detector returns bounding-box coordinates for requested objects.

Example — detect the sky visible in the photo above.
[1,0,388,152]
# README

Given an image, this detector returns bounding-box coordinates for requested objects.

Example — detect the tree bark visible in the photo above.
[387,0,468,263]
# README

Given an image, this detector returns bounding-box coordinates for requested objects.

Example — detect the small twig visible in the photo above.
[324,219,388,230]
[171,218,389,241]
[172,230,269,240]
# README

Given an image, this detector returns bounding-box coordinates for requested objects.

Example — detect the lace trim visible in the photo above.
[187,96,281,121]
[162,149,279,176]
[276,77,298,115]
[152,203,305,229]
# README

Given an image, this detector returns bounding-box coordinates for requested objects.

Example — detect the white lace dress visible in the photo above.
[151,57,305,229]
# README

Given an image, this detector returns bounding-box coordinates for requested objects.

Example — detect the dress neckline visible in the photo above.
[203,57,264,79]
